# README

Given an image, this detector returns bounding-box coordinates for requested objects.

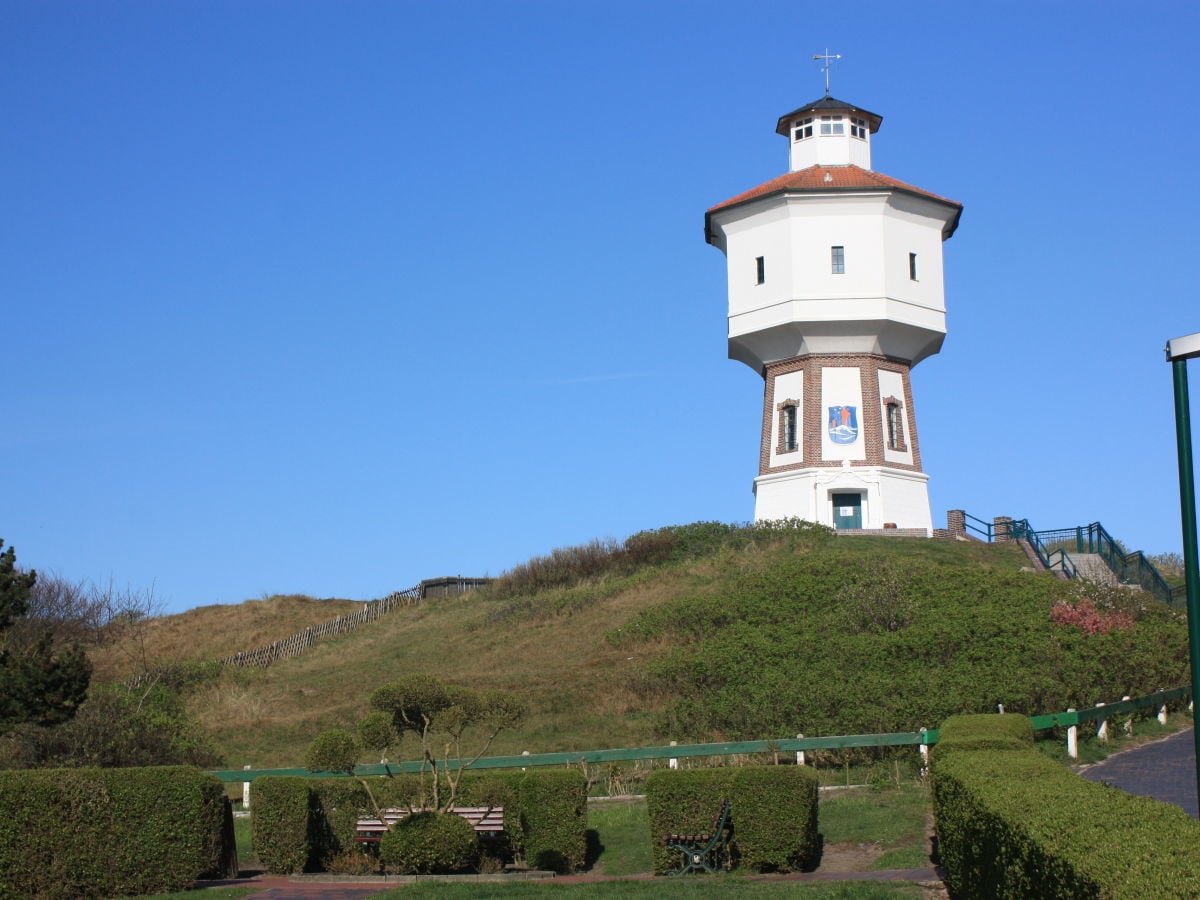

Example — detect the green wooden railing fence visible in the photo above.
[209,687,1190,783]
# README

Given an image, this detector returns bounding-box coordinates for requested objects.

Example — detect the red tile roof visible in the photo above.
[706,165,962,241]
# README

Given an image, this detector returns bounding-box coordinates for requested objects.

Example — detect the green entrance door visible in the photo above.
[831,493,863,530]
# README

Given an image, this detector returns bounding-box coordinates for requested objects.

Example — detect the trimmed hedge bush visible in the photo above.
[931,713,1033,759]
[932,715,1200,897]
[645,765,818,874]
[0,766,229,899]
[252,768,587,875]
[380,811,479,874]
[250,776,313,874]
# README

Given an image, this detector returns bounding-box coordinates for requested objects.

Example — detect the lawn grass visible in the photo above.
[587,798,653,875]
[818,785,929,871]
[233,815,255,867]
[373,881,922,898]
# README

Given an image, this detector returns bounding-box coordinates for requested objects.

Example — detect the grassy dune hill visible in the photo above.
[92,524,1190,769]
[89,593,362,682]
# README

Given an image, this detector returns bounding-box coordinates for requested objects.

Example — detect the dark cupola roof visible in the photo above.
[775,96,883,137]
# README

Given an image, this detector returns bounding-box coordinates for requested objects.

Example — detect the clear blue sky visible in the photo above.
[4,1,1198,614]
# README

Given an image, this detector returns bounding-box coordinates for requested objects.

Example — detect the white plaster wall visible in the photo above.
[787,131,872,171]
[875,468,933,532]
[878,368,914,467]
[881,195,948,312]
[820,366,865,461]
[754,470,819,523]
[717,191,949,370]
[719,200,793,320]
[767,369,804,467]
[754,466,931,532]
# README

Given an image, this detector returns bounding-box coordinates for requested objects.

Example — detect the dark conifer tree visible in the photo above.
[0,540,90,730]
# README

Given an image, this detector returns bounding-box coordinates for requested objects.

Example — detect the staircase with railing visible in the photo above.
[956,512,1184,608]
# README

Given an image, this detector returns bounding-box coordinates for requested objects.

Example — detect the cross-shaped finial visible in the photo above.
[812,49,842,96]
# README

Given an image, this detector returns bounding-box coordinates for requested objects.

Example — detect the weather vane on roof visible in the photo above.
[812,49,842,96]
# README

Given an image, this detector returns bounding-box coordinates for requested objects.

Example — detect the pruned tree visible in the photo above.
[305,727,392,827]
[366,675,525,811]
[0,541,91,732]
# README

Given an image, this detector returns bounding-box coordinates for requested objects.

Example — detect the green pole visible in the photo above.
[1170,358,1200,793]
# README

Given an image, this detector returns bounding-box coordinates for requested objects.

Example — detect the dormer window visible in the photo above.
[792,117,813,141]
[850,117,868,139]
[819,115,844,135]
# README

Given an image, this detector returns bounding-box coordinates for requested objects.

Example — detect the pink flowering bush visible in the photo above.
[1051,599,1135,635]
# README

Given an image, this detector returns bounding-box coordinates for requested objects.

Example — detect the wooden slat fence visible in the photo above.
[220,585,422,669]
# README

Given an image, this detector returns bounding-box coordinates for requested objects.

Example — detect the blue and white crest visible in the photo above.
[827,405,859,444]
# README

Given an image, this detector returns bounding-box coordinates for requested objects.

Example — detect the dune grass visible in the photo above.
[85,533,1104,769]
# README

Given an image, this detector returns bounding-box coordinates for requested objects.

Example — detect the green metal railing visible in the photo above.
[209,686,1192,783]
[1010,519,1079,579]
[209,731,938,783]
[965,513,1184,608]
[1028,686,1190,730]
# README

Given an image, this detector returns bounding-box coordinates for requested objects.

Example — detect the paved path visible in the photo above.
[1079,727,1199,818]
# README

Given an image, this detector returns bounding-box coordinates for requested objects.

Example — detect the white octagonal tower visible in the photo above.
[705,94,962,534]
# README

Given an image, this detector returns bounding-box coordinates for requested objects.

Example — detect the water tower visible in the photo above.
[705,82,961,533]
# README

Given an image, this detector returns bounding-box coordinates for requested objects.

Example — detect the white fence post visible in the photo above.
[997,703,1005,715]
[1122,696,1133,736]
[1160,703,1169,726]
[918,728,929,776]
[669,740,678,770]
[1096,702,1108,742]
[795,734,806,766]
[243,765,251,809]
[1066,710,1078,759]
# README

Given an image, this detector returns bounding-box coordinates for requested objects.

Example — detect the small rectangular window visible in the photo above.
[820,115,844,135]
[783,406,797,452]
[850,117,868,139]
[755,256,765,285]
[831,245,845,274]
[909,252,918,281]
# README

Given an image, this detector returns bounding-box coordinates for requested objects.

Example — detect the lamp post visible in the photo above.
[1166,331,1200,796]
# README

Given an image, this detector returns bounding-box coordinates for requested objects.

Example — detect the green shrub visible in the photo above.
[253,768,587,876]
[380,810,479,874]
[250,776,312,874]
[0,766,228,899]
[309,778,371,867]
[615,554,1189,742]
[645,765,818,875]
[931,713,1033,760]
[727,767,819,872]
[932,723,1200,897]
[512,769,588,873]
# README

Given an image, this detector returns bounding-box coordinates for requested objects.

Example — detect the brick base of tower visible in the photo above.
[752,352,933,534]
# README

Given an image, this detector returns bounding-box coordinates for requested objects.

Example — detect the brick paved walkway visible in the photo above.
[1078,727,1199,818]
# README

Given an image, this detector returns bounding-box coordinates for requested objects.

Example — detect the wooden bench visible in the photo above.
[355,806,505,845]
[663,799,731,875]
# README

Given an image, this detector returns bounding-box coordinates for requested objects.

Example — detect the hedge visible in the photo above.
[250,777,322,874]
[932,715,1200,898]
[0,766,231,900]
[645,765,818,875]
[252,769,587,875]
[930,713,1033,760]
